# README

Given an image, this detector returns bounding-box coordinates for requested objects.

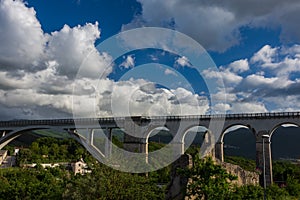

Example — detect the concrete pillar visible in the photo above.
[256,131,273,187]
[171,142,185,157]
[1,131,6,137]
[123,117,148,162]
[215,141,224,162]
[199,130,217,159]
[123,134,147,153]
[87,129,94,145]
[105,128,112,157]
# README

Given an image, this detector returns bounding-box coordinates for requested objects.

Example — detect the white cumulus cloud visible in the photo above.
[46,22,113,79]
[164,68,178,76]
[124,0,300,52]
[175,56,191,67]
[120,55,135,69]
[228,59,249,73]
[0,0,45,71]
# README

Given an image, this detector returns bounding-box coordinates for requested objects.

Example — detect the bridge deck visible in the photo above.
[0,112,299,127]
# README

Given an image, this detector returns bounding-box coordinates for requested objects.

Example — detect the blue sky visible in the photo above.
[0,0,300,119]
[26,0,140,39]
[26,0,281,64]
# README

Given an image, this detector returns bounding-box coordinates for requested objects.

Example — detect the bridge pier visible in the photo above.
[123,134,147,153]
[87,129,94,145]
[1,131,6,137]
[256,131,273,187]
[105,128,112,157]
[215,141,224,162]
[122,117,149,164]
[171,142,185,157]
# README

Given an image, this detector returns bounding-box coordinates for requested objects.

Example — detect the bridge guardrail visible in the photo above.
[0,111,299,127]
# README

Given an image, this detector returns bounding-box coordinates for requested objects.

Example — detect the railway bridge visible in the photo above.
[0,111,299,186]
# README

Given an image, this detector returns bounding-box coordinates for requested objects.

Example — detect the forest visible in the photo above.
[1,136,300,199]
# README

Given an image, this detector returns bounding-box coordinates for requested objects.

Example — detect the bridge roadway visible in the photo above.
[0,111,300,186]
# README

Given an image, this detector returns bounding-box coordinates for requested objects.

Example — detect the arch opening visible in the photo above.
[222,125,256,163]
[146,127,172,153]
[91,128,128,157]
[182,126,208,156]
[270,123,300,186]
[270,123,300,161]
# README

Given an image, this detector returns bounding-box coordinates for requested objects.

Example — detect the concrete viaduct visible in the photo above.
[0,111,299,186]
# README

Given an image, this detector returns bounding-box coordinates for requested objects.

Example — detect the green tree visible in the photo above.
[266,184,290,200]
[17,148,33,166]
[285,175,300,197]
[50,143,60,160]
[62,164,164,200]
[0,167,68,200]
[31,142,40,154]
[231,185,263,199]
[40,145,49,156]
[182,156,237,200]
[74,148,85,160]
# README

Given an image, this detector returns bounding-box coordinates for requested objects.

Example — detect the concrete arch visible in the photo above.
[145,126,171,155]
[181,125,208,144]
[181,125,208,142]
[0,126,68,150]
[181,125,208,156]
[269,122,300,162]
[0,126,108,165]
[216,124,256,162]
[270,122,300,138]
[146,126,170,143]
[220,124,254,143]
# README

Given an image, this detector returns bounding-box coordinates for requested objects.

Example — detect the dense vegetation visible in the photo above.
[0,163,164,200]
[225,156,256,172]
[0,167,68,199]
[1,135,300,199]
[16,137,93,165]
[182,156,300,200]
[181,156,237,199]
[0,137,164,200]
[63,164,164,200]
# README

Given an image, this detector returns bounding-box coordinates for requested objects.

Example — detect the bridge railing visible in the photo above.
[0,112,300,127]
[159,111,300,120]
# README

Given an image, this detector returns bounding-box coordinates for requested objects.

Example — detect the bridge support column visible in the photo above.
[105,128,112,157]
[123,117,148,163]
[123,134,147,153]
[215,141,224,162]
[171,142,185,156]
[87,129,94,145]
[198,130,216,159]
[123,133,148,163]
[256,131,273,187]
[1,131,6,137]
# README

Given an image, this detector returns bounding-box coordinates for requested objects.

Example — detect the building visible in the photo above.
[71,159,91,175]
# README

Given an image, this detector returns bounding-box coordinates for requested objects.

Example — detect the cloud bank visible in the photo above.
[0,0,210,119]
[205,44,300,113]
[0,0,300,120]
[123,0,300,52]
